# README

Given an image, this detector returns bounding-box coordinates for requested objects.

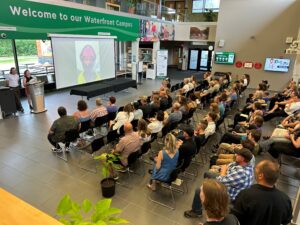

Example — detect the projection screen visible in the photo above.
[50,34,116,89]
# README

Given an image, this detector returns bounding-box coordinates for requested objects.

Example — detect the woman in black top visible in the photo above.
[200,179,239,225]
[22,70,34,110]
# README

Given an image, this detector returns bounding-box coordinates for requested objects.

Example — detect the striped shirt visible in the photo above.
[90,106,108,121]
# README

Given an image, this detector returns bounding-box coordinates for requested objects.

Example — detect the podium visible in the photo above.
[0,87,17,117]
[28,82,47,113]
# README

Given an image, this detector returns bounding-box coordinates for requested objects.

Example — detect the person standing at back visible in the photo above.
[232,159,293,225]
[6,67,24,113]
[22,69,36,111]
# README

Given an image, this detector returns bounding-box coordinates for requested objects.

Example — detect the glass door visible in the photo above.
[188,49,199,70]
[199,50,209,71]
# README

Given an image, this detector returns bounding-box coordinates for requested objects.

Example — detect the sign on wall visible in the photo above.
[140,20,174,42]
[140,20,161,42]
[160,23,175,41]
[156,50,168,78]
[0,0,139,41]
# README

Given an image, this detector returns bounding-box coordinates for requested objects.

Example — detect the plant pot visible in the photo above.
[128,7,135,14]
[100,178,116,198]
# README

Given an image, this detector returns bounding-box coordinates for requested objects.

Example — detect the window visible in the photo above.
[192,0,220,13]
[192,0,204,13]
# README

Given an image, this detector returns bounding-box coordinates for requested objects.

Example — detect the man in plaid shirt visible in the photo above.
[184,148,254,218]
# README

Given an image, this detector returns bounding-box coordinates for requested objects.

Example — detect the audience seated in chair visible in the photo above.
[137,119,151,143]
[194,119,208,145]
[187,179,240,224]
[269,122,300,159]
[90,98,108,122]
[232,160,293,225]
[204,112,218,138]
[177,126,197,172]
[48,106,80,152]
[148,110,164,134]
[73,100,91,123]
[147,133,179,191]
[111,122,141,169]
[184,148,254,218]
[133,102,143,120]
[106,96,118,113]
[164,102,182,125]
[264,91,300,121]
[111,104,134,132]
[139,96,152,119]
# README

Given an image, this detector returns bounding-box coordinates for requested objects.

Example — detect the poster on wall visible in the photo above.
[160,23,175,41]
[156,50,168,78]
[189,27,209,40]
[140,20,161,42]
[36,40,53,64]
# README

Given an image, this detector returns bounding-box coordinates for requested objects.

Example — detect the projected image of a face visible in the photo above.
[77,44,100,84]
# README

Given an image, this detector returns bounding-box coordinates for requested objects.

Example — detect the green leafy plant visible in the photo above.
[203,9,216,22]
[56,195,128,225]
[94,153,121,179]
[127,0,136,8]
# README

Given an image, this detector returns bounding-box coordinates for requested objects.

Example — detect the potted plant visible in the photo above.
[203,9,216,22]
[127,0,136,14]
[94,153,121,198]
[56,195,129,225]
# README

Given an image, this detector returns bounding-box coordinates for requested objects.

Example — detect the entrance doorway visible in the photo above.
[188,48,213,71]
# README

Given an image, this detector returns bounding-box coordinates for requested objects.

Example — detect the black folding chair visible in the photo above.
[118,106,124,112]
[54,129,80,162]
[105,129,120,150]
[148,162,187,210]
[79,120,92,134]
[94,115,109,128]
[107,112,117,122]
[119,125,125,137]
[131,119,139,131]
[78,137,105,173]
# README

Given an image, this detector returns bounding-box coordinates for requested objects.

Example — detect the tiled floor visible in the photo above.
[0,77,299,225]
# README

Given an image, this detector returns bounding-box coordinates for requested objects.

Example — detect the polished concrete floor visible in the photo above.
[0,77,299,225]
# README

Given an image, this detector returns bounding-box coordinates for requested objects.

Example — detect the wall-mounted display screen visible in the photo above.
[264,58,290,72]
[214,52,235,64]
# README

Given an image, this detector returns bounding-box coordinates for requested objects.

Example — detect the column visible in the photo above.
[182,43,189,70]
[293,27,300,84]
[131,39,140,81]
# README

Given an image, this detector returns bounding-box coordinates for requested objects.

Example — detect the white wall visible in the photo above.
[174,22,217,42]
[212,0,300,91]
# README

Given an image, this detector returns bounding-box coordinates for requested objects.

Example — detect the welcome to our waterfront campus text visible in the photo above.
[9,5,133,28]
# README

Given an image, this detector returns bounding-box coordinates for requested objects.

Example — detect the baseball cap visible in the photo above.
[182,126,194,137]
[235,148,253,162]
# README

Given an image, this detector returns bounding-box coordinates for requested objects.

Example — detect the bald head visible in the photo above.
[255,160,280,186]
[124,122,133,133]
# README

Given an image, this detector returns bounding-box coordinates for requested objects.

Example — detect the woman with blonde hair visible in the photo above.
[147,133,179,191]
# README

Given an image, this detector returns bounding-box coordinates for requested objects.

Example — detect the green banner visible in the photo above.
[0,0,139,41]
